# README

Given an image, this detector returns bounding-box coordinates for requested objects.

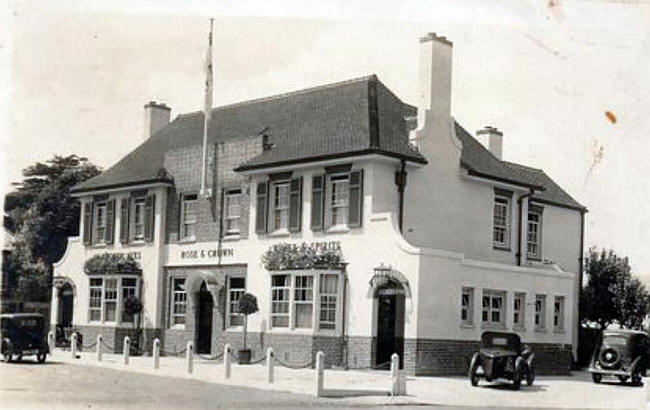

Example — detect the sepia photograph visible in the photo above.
[1,1,649,409]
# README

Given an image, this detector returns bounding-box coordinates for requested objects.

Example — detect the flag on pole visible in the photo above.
[204,18,214,121]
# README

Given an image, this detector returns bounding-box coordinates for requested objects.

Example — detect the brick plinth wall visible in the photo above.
[75,325,162,354]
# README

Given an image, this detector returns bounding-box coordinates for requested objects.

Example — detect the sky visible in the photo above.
[1,0,650,278]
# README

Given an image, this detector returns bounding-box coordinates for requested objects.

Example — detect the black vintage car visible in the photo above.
[469,331,535,390]
[1,313,49,363]
[589,329,650,386]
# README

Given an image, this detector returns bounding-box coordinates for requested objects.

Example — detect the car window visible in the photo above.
[603,336,628,346]
[492,337,508,346]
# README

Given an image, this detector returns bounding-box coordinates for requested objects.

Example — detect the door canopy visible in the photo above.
[368,265,411,298]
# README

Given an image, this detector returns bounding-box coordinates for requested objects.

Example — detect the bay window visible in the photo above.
[554,296,565,331]
[269,271,341,331]
[87,276,139,324]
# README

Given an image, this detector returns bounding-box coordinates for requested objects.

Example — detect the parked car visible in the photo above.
[1,313,49,363]
[469,331,535,390]
[588,329,649,386]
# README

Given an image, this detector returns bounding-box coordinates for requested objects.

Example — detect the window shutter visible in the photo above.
[83,202,93,245]
[219,187,226,239]
[311,175,325,231]
[348,169,363,228]
[120,198,130,243]
[105,199,115,244]
[255,182,268,234]
[288,177,302,232]
[145,194,156,242]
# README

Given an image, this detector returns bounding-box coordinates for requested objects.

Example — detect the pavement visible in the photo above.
[31,348,649,409]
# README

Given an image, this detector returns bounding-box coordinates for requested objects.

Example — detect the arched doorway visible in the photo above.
[375,280,405,369]
[196,282,213,354]
[59,284,74,329]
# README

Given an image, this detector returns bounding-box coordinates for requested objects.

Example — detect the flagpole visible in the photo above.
[200,18,214,198]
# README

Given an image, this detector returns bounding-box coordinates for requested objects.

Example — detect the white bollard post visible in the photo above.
[645,376,650,403]
[390,353,399,396]
[224,344,232,379]
[267,347,274,384]
[186,341,194,374]
[47,330,54,354]
[96,335,103,362]
[153,338,160,370]
[71,333,78,358]
[123,336,130,365]
[315,351,325,398]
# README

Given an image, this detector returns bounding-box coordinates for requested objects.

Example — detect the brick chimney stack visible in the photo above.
[143,101,171,140]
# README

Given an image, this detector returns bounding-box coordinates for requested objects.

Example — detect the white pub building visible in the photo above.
[51,33,586,375]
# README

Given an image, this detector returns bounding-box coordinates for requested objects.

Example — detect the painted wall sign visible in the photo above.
[308,241,341,252]
[180,247,234,260]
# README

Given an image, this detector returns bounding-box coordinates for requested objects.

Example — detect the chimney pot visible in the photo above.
[477,126,504,160]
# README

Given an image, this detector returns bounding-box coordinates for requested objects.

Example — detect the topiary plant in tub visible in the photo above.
[236,292,259,364]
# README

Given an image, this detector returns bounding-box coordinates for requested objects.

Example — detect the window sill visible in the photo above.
[267,229,290,238]
[493,245,511,252]
[513,326,527,332]
[89,243,108,249]
[178,237,196,244]
[168,324,186,331]
[535,327,547,333]
[553,328,565,334]
[326,225,349,234]
[123,240,146,247]
[224,326,244,332]
[527,257,542,262]
[460,323,475,329]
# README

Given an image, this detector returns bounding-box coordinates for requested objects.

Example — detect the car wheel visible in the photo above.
[37,352,46,364]
[15,354,22,362]
[592,373,602,384]
[631,371,642,387]
[617,375,629,383]
[512,368,522,390]
[469,359,480,386]
[526,366,535,386]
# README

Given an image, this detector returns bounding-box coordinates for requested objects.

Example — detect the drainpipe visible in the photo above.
[341,268,349,370]
[395,160,408,233]
[516,189,535,266]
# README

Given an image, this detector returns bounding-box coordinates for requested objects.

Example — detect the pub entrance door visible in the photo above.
[196,282,213,354]
[375,283,405,369]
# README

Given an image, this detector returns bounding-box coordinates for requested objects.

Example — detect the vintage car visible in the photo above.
[469,331,535,389]
[1,313,49,363]
[588,329,649,385]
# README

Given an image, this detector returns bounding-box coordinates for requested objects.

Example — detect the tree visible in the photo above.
[4,155,101,302]
[581,247,650,330]
[236,293,259,352]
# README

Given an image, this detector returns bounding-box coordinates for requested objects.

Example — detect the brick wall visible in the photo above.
[164,136,262,244]
[75,325,162,354]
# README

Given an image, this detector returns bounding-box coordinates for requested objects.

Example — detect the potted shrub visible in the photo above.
[236,292,259,364]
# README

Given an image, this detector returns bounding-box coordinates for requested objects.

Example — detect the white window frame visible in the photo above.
[328,174,350,228]
[293,275,314,329]
[270,274,291,328]
[553,296,565,331]
[131,197,146,241]
[535,294,547,330]
[121,277,138,324]
[88,278,103,322]
[224,188,243,236]
[180,194,198,240]
[493,195,510,248]
[461,287,474,326]
[318,273,338,330]
[527,210,542,259]
[482,289,506,327]
[226,276,246,328]
[513,292,526,329]
[171,277,187,327]
[94,202,107,244]
[271,181,290,232]
[103,278,118,323]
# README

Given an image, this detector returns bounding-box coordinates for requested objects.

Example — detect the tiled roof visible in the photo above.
[72,75,585,211]
[455,123,585,211]
[72,75,426,193]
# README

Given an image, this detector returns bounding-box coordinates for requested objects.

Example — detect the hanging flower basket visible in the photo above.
[262,242,344,271]
[84,253,142,275]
